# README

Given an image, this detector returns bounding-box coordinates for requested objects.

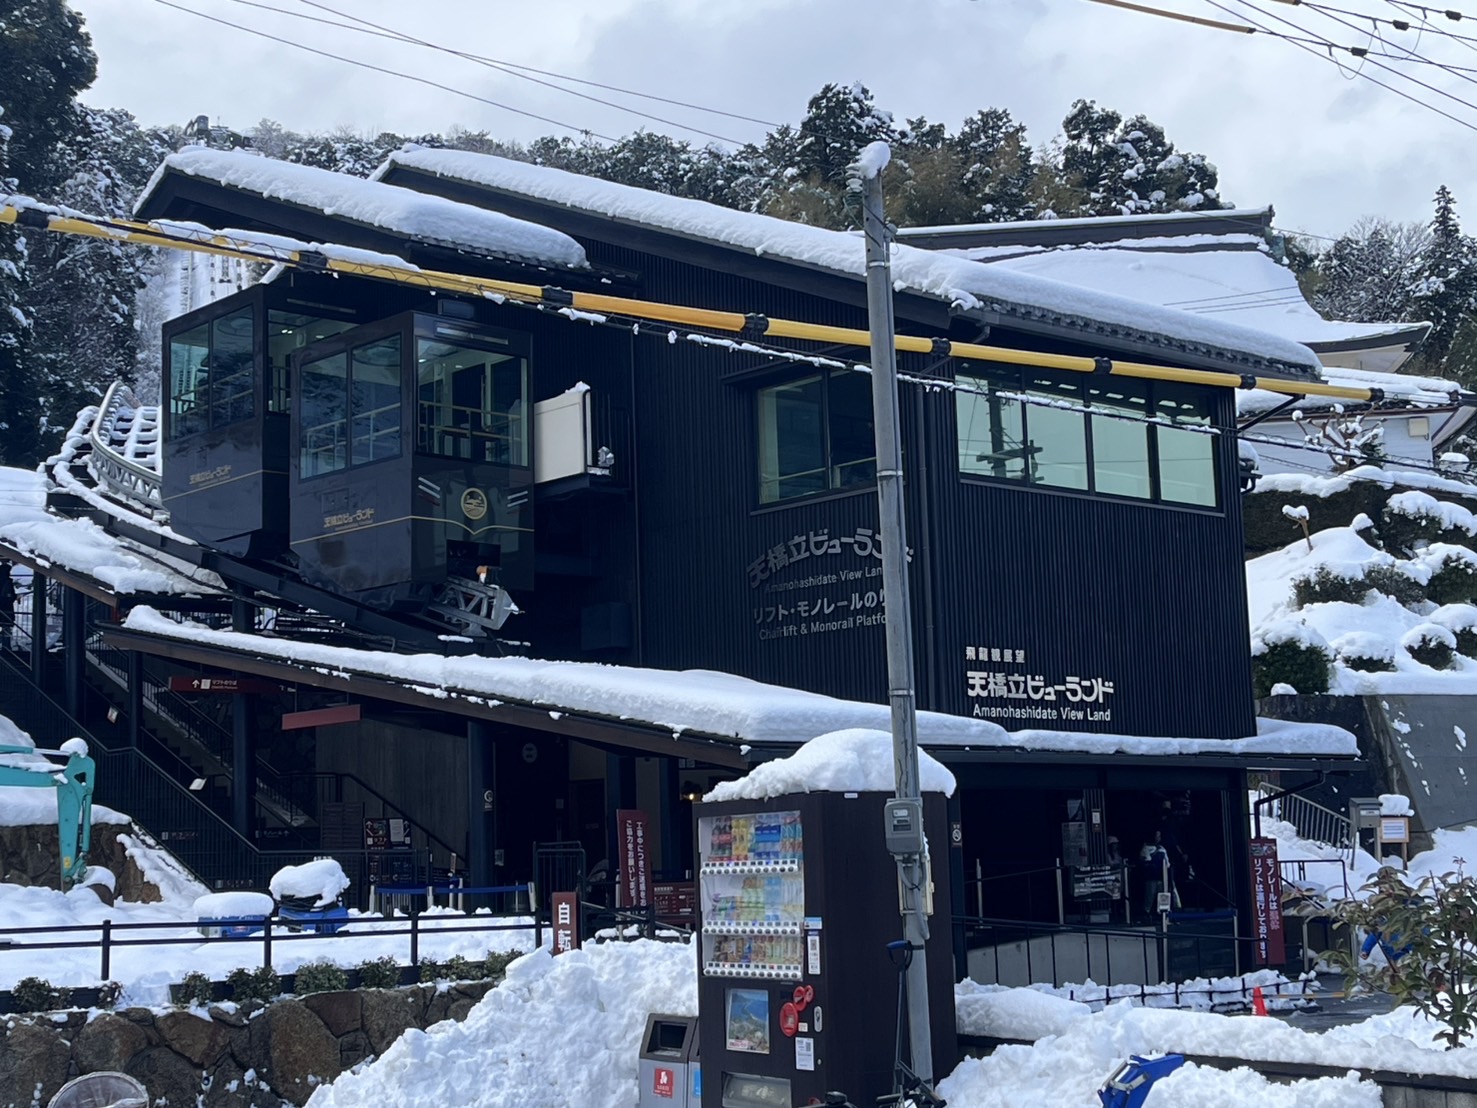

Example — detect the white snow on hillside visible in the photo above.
[375,148,1322,372]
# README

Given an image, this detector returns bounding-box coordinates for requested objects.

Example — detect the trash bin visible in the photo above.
[637,1014,700,1108]
[48,1071,149,1108]
[1097,1054,1186,1107]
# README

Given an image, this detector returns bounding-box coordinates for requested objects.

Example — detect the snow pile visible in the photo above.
[705,728,956,800]
[960,970,1313,1021]
[1144,1065,1379,1107]
[1255,465,1477,502]
[140,148,588,269]
[194,891,274,919]
[307,939,696,1108]
[377,148,1322,373]
[0,715,127,827]
[270,858,351,907]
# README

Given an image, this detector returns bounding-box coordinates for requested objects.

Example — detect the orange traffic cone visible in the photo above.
[1252,986,1268,1016]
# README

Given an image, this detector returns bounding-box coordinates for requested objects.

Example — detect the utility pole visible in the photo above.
[852,142,934,1087]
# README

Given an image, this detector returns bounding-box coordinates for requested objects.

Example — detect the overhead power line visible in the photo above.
[148,0,622,142]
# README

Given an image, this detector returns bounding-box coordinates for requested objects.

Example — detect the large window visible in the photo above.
[299,351,349,478]
[757,369,876,505]
[267,310,357,413]
[298,335,406,478]
[416,333,528,467]
[168,307,255,436]
[956,367,1219,508]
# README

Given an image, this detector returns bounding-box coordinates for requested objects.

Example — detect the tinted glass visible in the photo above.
[209,308,255,426]
[351,336,402,465]
[1026,374,1088,490]
[957,370,1028,481]
[1157,386,1217,506]
[828,369,877,491]
[758,375,825,504]
[1089,381,1152,499]
[169,324,210,437]
[299,352,348,477]
[416,337,529,466]
[267,311,356,413]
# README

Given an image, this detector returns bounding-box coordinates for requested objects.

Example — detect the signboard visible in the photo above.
[653,880,697,923]
[616,808,652,909]
[1380,817,1410,843]
[552,891,580,954]
[168,676,279,695]
[653,1068,675,1098]
[1070,864,1123,900]
[282,703,361,731]
[1248,837,1286,967]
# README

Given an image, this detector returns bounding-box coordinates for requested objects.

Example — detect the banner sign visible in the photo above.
[616,808,652,909]
[552,891,580,954]
[1249,837,1286,967]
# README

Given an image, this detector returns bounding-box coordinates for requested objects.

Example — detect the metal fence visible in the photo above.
[1256,785,1352,854]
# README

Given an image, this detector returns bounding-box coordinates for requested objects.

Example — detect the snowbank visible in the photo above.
[704,728,956,800]
[270,858,351,907]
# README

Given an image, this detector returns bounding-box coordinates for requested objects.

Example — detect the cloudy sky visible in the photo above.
[69,0,1477,240]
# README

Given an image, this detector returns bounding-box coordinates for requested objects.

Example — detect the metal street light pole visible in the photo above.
[853,142,934,1088]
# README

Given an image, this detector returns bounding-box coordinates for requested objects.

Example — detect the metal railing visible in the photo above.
[1256,784,1352,854]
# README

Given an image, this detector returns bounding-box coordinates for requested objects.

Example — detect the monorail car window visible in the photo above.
[300,351,349,477]
[268,311,357,413]
[167,307,255,436]
[351,336,402,465]
[415,336,528,467]
[169,323,211,438]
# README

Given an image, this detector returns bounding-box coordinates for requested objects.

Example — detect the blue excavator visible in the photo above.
[0,738,96,887]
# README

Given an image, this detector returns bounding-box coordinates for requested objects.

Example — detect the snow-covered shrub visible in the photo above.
[1380,491,1477,555]
[11,976,71,1013]
[1332,631,1397,673]
[483,949,524,978]
[227,965,281,1003]
[1432,603,1477,657]
[1292,565,1368,607]
[1438,451,1471,477]
[1251,622,1332,698]
[356,955,401,989]
[1422,545,1477,606]
[294,960,348,995]
[1403,623,1457,670]
[1363,562,1428,608]
[176,970,214,1007]
[417,957,444,983]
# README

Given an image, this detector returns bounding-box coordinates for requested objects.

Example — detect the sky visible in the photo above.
[65,0,1477,242]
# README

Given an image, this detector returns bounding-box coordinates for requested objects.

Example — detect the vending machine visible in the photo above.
[694,791,956,1108]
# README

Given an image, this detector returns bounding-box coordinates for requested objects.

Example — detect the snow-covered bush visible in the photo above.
[1422,546,1477,606]
[176,970,213,1007]
[1292,565,1368,607]
[357,955,401,989]
[294,960,348,995]
[1251,622,1332,698]
[12,976,71,1013]
[1432,603,1477,657]
[1403,623,1458,670]
[1363,562,1428,608]
[228,965,281,1003]
[1332,632,1397,673]
[1380,491,1477,556]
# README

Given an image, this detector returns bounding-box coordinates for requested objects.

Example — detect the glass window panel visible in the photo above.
[827,369,876,491]
[758,375,825,504]
[1089,381,1152,499]
[1025,375,1088,490]
[267,311,356,413]
[1156,386,1217,506]
[209,308,255,427]
[169,324,210,437]
[416,338,529,465]
[956,370,1028,481]
[299,351,348,477]
[351,336,402,465]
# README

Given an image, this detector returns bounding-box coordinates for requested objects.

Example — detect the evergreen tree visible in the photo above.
[1313,218,1430,325]
[1410,185,1477,373]
[794,82,899,186]
[0,0,97,467]
[952,108,1034,222]
[1058,99,1123,216]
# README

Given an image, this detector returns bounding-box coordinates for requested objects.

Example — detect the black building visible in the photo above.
[20,148,1356,979]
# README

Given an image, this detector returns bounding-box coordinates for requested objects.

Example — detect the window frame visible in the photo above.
[954,364,1223,511]
[755,367,878,508]
[165,306,257,439]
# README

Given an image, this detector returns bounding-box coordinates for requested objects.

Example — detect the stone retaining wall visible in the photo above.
[0,979,498,1108]
[0,822,163,901]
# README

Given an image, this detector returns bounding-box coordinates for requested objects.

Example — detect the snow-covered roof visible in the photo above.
[137,148,588,271]
[935,234,1431,364]
[120,606,1356,758]
[374,148,1324,378]
[1238,363,1464,419]
[896,206,1278,248]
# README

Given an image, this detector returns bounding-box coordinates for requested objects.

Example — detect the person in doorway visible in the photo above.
[1140,831,1172,920]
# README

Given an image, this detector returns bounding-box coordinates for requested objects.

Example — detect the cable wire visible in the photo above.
[148,0,622,142]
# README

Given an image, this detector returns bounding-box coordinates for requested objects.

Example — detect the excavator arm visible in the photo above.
[0,739,96,887]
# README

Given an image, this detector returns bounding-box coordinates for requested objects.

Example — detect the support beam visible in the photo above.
[231,599,256,840]
[126,649,143,749]
[62,587,84,719]
[30,573,46,682]
[467,720,498,904]
[605,753,637,878]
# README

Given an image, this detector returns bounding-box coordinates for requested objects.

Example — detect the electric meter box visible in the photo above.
[693,790,956,1108]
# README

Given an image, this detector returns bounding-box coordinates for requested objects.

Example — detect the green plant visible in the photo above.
[441,955,481,981]
[1426,550,1477,605]
[176,971,214,1007]
[12,976,71,1013]
[356,956,401,990]
[417,958,444,983]
[482,950,523,978]
[294,960,348,995]
[1379,505,1447,556]
[1291,565,1369,608]
[227,965,281,1003]
[1252,638,1332,698]
[1329,867,1477,1048]
[1364,563,1428,608]
[1405,624,1457,670]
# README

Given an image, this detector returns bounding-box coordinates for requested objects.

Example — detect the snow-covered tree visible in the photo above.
[1410,185,1477,373]
[1313,217,1430,325]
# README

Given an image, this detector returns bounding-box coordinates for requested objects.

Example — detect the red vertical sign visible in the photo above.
[552,891,580,954]
[616,808,652,909]
[1249,837,1285,967]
